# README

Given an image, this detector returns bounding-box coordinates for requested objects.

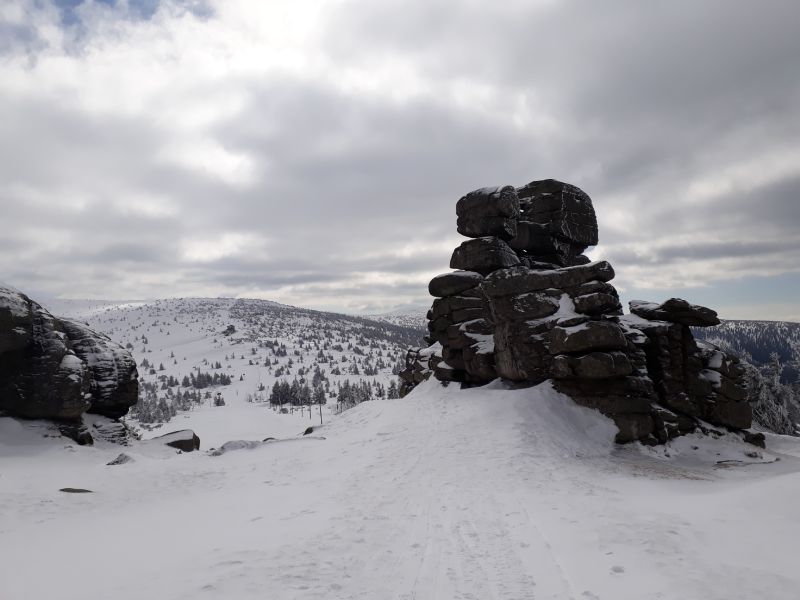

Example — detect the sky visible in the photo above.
[1,0,798,320]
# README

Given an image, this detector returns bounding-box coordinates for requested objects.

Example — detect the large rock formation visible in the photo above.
[402,179,754,446]
[0,283,139,440]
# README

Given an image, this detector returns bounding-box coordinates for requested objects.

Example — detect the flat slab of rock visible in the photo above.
[59,488,93,493]
[428,271,484,297]
[450,237,520,275]
[483,261,615,298]
[630,298,720,327]
[153,429,201,452]
[553,351,633,379]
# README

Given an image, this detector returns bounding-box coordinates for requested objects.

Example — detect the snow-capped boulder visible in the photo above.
[630,298,721,327]
[428,271,484,298]
[59,319,138,419]
[153,429,201,452]
[0,283,139,432]
[449,237,520,275]
[1,284,92,420]
[456,185,520,240]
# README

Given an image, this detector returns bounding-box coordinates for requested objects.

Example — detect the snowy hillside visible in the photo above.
[694,320,800,383]
[2,379,800,600]
[44,298,425,442]
[369,309,428,330]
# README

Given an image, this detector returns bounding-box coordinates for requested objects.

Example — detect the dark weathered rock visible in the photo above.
[60,319,138,419]
[621,316,750,431]
[516,179,598,248]
[91,419,134,445]
[549,321,628,355]
[705,399,752,430]
[155,429,201,452]
[59,488,93,493]
[563,281,618,298]
[463,343,497,382]
[422,178,753,446]
[456,186,519,240]
[1,285,91,420]
[450,237,520,275]
[442,346,466,370]
[483,262,615,298]
[552,351,633,379]
[428,271,484,297]
[509,221,561,253]
[490,290,561,323]
[572,292,622,316]
[59,422,94,445]
[0,284,139,424]
[493,320,555,382]
[554,377,657,426]
[630,298,720,327]
[741,430,766,448]
[399,345,441,396]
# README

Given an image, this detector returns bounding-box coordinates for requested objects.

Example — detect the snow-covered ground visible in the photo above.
[2,379,800,600]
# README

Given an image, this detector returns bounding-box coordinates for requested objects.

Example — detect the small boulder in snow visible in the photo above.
[107,453,134,466]
[153,429,200,452]
[629,298,720,327]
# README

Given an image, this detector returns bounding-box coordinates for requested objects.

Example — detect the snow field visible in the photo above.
[2,379,800,599]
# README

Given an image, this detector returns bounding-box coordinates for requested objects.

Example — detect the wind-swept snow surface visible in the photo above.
[2,380,800,599]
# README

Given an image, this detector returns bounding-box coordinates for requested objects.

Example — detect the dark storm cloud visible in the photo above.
[0,0,799,316]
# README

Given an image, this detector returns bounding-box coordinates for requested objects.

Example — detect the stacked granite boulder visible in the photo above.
[0,283,139,444]
[398,345,443,397]
[404,179,756,446]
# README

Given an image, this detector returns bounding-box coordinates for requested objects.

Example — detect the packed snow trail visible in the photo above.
[2,380,800,599]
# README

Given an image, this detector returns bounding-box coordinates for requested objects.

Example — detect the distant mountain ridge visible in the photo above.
[694,319,800,384]
[369,310,428,331]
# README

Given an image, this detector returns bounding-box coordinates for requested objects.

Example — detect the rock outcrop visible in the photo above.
[402,179,753,445]
[0,283,139,441]
[154,429,201,452]
[399,344,443,397]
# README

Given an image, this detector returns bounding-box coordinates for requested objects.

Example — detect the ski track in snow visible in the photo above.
[2,380,800,599]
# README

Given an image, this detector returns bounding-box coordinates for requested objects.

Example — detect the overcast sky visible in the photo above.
[1,0,799,320]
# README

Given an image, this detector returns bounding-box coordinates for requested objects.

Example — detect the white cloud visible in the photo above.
[0,0,798,319]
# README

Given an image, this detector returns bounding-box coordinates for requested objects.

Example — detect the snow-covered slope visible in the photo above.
[369,309,428,330]
[2,379,800,600]
[43,297,425,440]
[694,319,800,381]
